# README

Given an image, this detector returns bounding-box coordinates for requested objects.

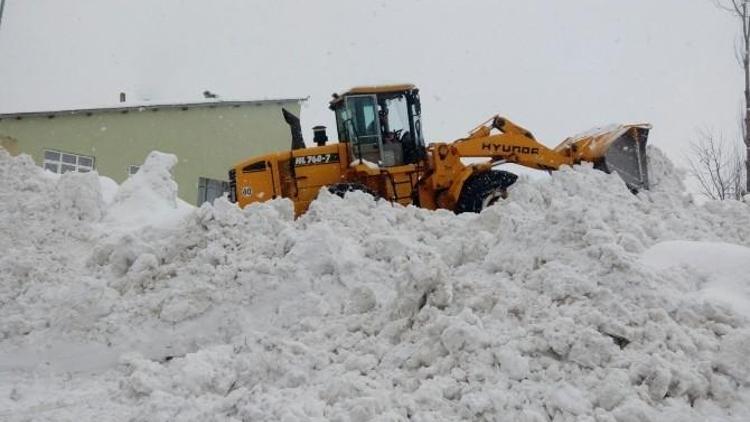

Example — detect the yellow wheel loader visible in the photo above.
[228,84,650,216]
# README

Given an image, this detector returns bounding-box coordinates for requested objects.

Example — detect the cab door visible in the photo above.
[345,94,383,164]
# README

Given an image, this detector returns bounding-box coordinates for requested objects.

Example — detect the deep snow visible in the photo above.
[1,148,749,421]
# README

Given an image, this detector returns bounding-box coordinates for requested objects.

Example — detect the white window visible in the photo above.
[43,149,95,174]
[127,165,140,176]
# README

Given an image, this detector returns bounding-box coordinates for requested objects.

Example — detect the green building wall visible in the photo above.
[0,100,302,204]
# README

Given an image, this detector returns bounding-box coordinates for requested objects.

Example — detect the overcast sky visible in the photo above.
[0,0,742,171]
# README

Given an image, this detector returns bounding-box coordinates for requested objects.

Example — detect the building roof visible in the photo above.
[0,98,307,121]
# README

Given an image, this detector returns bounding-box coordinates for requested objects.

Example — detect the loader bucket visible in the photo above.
[557,124,651,191]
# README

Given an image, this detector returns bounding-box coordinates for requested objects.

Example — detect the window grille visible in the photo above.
[43,149,94,174]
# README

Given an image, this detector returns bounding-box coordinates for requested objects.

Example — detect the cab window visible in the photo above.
[335,104,350,142]
[346,95,380,144]
[383,95,409,138]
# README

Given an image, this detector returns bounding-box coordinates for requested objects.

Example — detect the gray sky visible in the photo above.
[0,0,742,170]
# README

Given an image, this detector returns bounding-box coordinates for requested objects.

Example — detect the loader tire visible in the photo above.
[455,170,518,213]
[327,183,378,199]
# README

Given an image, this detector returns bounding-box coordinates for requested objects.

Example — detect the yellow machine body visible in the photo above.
[229,84,650,216]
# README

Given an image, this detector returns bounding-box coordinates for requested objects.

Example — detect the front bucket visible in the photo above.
[558,124,651,191]
[593,126,650,191]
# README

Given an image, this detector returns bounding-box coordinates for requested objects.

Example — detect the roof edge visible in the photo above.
[0,97,308,120]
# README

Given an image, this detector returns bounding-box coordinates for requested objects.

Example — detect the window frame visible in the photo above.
[42,149,95,174]
[345,94,382,145]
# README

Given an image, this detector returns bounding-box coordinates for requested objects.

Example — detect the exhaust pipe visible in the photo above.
[313,125,328,147]
[282,108,305,150]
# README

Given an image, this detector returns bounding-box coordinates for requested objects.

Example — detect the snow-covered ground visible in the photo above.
[1,148,749,421]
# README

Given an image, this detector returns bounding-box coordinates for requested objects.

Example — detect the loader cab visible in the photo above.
[330,84,425,167]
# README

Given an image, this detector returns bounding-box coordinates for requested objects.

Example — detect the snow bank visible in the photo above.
[1,147,750,421]
[641,241,750,319]
[102,151,193,232]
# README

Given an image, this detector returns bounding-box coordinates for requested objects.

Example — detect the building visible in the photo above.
[0,97,305,204]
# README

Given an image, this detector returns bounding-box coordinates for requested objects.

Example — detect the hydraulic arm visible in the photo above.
[447,115,651,189]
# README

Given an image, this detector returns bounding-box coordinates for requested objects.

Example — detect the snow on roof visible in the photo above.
[0,97,307,120]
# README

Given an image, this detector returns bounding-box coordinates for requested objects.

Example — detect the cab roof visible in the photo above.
[329,83,416,107]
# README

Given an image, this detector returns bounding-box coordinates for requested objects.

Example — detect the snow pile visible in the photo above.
[103,151,193,232]
[641,241,750,319]
[0,150,193,368]
[1,147,750,421]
